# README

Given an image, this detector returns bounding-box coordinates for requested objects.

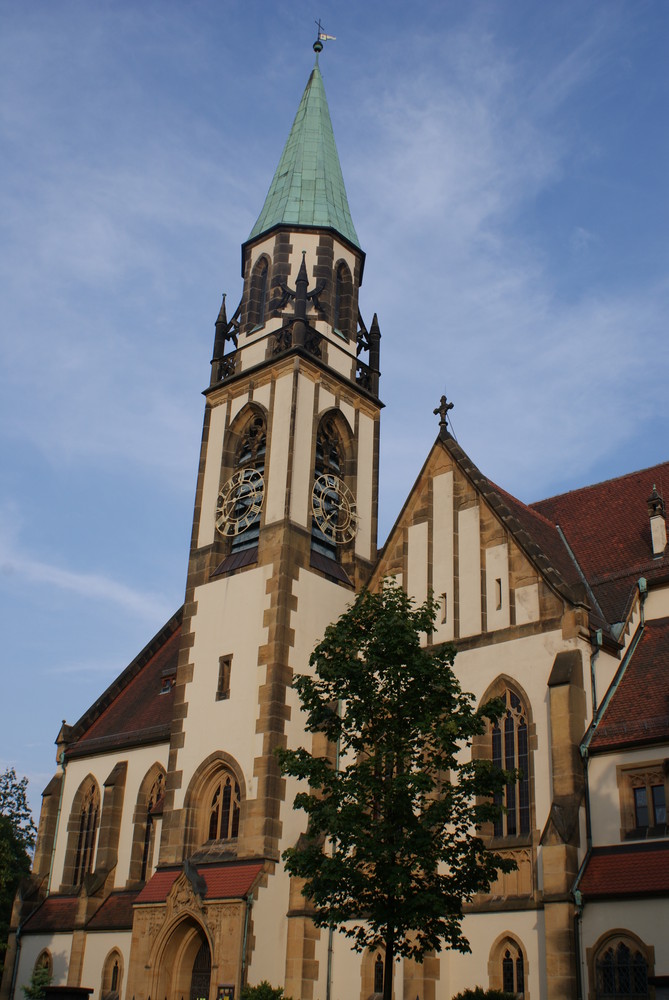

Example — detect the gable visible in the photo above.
[373,437,578,644]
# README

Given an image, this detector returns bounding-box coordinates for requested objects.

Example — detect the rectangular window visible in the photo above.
[440,592,447,624]
[618,762,668,839]
[216,656,232,701]
[495,578,502,611]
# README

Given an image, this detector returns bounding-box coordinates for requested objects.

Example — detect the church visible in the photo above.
[2,43,669,1000]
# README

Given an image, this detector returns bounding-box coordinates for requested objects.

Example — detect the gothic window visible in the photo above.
[489,936,527,997]
[491,689,531,838]
[333,261,352,339]
[128,765,165,885]
[206,771,241,841]
[64,778,100,887]
[248,256,269,330]
[140,771,164,882]
[595,939,649,999]
[35,951,52,977]
[101,949,123,1000]
[312,414,354,561]
[230,412,266,553]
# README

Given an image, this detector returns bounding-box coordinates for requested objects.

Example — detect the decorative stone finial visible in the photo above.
[433,394,454,440]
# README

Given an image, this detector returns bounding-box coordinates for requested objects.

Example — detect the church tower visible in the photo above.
[127,48,382,998]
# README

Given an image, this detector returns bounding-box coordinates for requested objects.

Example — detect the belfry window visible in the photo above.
[332,262,352,339]
[207,772,241,840]
[491,689,531,838]
[312,417,345,561]
[249,257,269,330]
[230,414,266,553]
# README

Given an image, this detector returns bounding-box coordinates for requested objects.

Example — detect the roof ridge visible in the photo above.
[531,458,669,508]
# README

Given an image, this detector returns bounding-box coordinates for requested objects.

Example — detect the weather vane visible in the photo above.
[314,19,336,54]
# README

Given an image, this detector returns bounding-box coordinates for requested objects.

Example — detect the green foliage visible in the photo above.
[0,769,36,853]
[22,963,52,999]
[451,989,516,1000]
[240,982,292,1000]
[0,769,35,977]
[277,580,516,1000]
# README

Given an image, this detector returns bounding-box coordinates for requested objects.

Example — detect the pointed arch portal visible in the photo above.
[153,916,212,1000]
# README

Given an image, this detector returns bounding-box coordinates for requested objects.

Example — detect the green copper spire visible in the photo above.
[248,61,360,249]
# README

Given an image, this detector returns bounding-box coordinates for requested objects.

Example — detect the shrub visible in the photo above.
[451,989,517,1000]
[240,983,293,1000]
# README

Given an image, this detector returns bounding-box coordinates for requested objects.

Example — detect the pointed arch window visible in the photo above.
[333,262,352,339]
[73,780,100,885]
[249,257,269,331]
[140,770,164,882]
[230,413,267,553]
[312,415,348,561]
[492,689,530,838]
[206,772,241,841]
[101,949,123,1000]
[595,939,649,999]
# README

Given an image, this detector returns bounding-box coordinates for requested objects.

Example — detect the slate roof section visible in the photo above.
[135,862,263,904]
[579,842,669,899]
[22,896,78,933]
[532,462,669,623]
[66,610,182,759]
[590,615,669,752]
[248,61,360,249]
[86,891,139,930]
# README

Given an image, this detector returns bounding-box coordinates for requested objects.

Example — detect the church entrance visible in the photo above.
[152,916,213,1000]
[189,939,212,1000]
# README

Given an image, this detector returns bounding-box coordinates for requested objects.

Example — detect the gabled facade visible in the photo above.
[2,50,669,1000]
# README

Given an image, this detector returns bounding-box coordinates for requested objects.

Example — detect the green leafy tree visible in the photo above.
[278,582,515,1000]
[0,769,36,977]
[240,983,292,1000]
[0,769,36,854]
[22,963,51,999]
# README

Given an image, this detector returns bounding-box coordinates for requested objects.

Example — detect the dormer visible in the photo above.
[647,485,667,557]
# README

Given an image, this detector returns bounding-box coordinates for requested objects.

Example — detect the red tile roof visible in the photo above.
[22,896,78,933]
[86,891,139,930]
[67,613,181,758]
[580,842,669,899]
[590,616,669,751]
[135,862,263,904]
[532,462,669,623]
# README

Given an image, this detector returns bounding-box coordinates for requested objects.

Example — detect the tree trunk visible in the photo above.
[383,925,395,1000]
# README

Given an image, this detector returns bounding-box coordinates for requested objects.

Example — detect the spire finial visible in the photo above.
[433,394,454,440]
[314,19,335,56]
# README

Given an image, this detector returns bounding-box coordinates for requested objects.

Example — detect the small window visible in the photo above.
[160,670,175,695]
[495,577,503,611]
[216,657,232,701]
[618,762,668,838]
[502,945,524,996]
[440,592,447,624]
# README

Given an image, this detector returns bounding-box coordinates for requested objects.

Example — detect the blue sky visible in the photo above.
[1,0,667,817]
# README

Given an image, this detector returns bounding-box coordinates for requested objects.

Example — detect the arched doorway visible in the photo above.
[153,916,212,1000]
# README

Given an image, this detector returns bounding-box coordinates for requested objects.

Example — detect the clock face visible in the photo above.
[312,474,358,544]
[215,468,265,537]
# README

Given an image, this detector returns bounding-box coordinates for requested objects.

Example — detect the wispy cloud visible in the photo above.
[0,514,171,622]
